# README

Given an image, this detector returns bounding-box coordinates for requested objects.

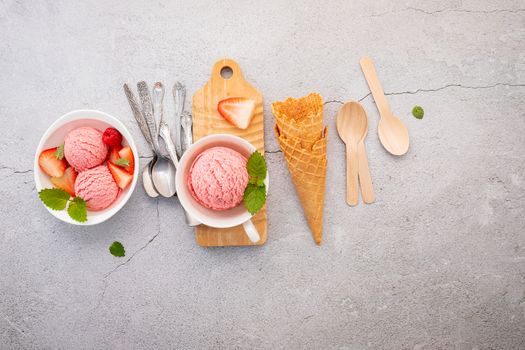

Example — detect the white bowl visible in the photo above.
[34,109,139,225]
[175,134,269,229]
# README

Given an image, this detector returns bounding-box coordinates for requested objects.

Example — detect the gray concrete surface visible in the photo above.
[1,0,524,349]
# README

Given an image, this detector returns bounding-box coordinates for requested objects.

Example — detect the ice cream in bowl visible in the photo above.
[175,134,268,243]
[34,110,139,225]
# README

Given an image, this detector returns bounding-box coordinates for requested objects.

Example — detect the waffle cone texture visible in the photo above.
[272,93,327,245]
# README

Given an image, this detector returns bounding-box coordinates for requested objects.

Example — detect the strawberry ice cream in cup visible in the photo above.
[175,134,269,243]
[187,147,249,210]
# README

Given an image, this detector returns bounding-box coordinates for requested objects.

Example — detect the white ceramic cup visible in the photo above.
[34,109,139,225]
[175,134,268,243]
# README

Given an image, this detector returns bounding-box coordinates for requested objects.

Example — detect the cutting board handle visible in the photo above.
[211,58,244,84]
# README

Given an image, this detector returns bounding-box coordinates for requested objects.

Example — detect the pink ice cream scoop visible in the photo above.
[64,127,108,171]
[188,146,249,210]
[74,165,119,210]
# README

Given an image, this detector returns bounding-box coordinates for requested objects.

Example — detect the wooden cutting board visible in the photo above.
[191,58,267,247]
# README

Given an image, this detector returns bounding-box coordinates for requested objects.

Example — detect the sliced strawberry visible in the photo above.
[217,97,256,130]
[108,162,133,189]
[39,147,67,177]
[108,146,122,164]
[51,167,78,196]
[118,146,135,174]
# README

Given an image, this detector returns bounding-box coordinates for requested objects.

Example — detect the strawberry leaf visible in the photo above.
[55,144,65,160]
[68,197,87,223]
[115,158,130,167]
[38,188,70,210]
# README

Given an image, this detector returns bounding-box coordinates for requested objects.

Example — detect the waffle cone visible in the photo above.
[272,93,327,245]
[272,93,324,149]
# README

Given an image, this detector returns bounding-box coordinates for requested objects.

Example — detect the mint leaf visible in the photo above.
[249,177,265,187]
[246,151,267,185]
[68,197,87,222]
[115,158,130,167]
[109,241,125,257]
[39,188,70,210]
[55,144,64,160]
[243,183,266,215]
[412,106,424,119]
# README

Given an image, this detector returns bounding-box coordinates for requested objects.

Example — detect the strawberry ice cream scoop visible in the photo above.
[64,127,108,171]
[74,165,119,210]
[188,147,249,210]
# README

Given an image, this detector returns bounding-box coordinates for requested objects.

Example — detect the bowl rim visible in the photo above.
[34,109,139,225]
[175,134,269,228]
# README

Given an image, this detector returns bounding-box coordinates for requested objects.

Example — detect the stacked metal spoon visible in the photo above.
[123,81,197,225]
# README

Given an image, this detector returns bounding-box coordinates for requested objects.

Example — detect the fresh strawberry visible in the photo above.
[102,127,123,147]
[117,146,135,174]
[217,97,256,130]
[108,162,133,189]
[51,167,78,196]
[38,147,67,177]
[108,146,122,164]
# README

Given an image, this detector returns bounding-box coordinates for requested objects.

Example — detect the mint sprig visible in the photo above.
[109,241,125,257]
[244,183,266,215]
[39,188,70,210]
[68,197,87,223]
[243,151,267,215]
[38,188,88,223]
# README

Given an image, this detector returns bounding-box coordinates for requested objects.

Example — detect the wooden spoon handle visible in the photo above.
[357,140,375,204]
[346,143,359,206]
[360,57,391,119]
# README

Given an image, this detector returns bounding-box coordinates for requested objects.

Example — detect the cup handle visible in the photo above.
[185,212,201,227]
[242,219,260,243]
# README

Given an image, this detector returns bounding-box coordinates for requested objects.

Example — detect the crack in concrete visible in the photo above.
[265,149,282,154]
[407,7,525,15]
[368,7,525,17]
[94,199,161,311]
[382,82,525,96]
[0,166,33,175]
[324,100,344,105]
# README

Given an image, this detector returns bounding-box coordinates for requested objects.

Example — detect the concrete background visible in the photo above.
[1,0,524,349]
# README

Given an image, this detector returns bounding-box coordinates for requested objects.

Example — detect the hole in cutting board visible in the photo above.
[220,66,233,79]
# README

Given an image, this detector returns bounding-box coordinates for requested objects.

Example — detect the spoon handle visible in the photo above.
[360,57,392,119]
[173,82,185,158]
[152,82,165,148]
[158,123,201,227]
[137,81,160,154]
[158,123,179,168]
[357,140,375,204]
[346,143,359,206]
[123,84,154,149]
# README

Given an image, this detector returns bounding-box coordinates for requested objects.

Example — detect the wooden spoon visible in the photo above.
[355,104,375,204]
[360,57,409,156]
[337,102,367,206]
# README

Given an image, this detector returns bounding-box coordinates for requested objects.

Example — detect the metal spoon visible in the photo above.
[149,82,177,197]
[159,122,200,226]
[123,83,158,198]
[180,111,193,154]
[173,82,185,158]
